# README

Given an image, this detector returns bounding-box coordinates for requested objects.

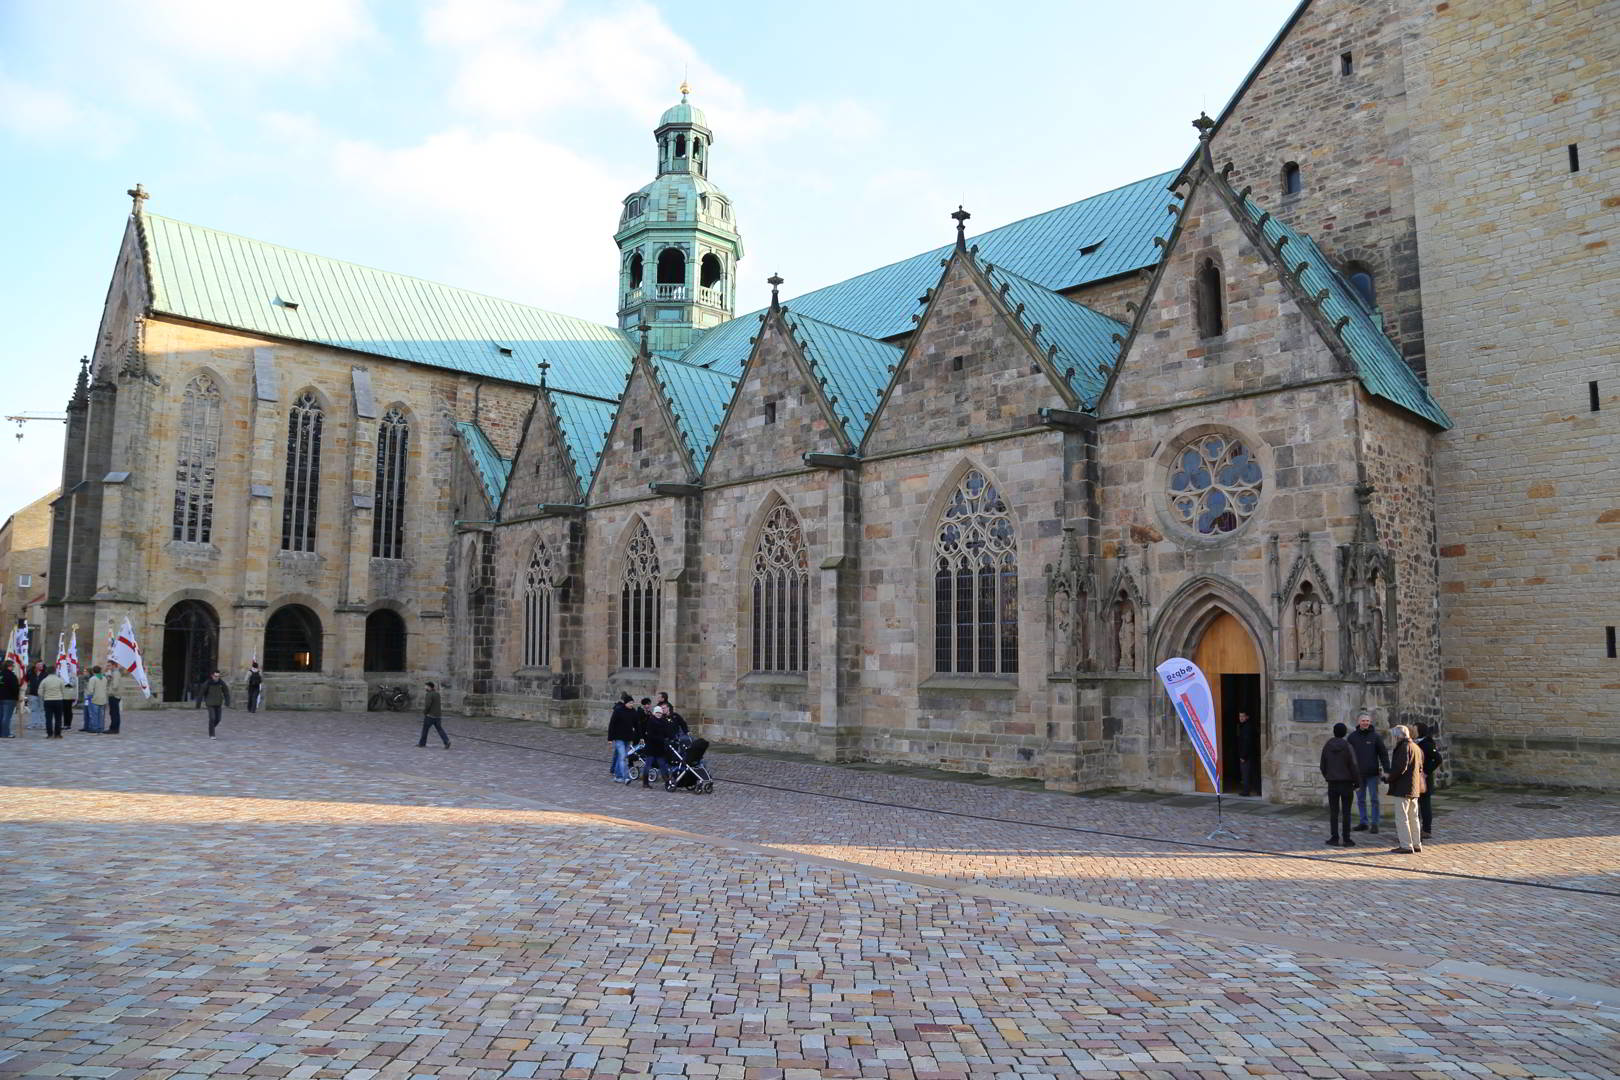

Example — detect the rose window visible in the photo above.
[1168,434,1262,535]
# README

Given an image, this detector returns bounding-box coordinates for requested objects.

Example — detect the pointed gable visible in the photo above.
[455,421,511,510]
[549,390,619,491]
[648,354,735,472]
[1100,170,1346,417]
[702,313,849,485]
[587,356,695,504]
[979,263,1127,408]
[499,395,589,517]
[787,313,901,447]
[861,253,1079,457]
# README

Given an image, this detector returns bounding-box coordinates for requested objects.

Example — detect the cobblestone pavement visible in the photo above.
[2,711,1618,1080]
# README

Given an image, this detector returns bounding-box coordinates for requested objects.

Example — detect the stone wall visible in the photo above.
[1209,0,1426,375]
[1404,0,1620,784]
[0,490,56,645]
[62,311,534,708]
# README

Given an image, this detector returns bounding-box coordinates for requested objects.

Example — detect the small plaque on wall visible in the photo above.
[1293,698,1328,724]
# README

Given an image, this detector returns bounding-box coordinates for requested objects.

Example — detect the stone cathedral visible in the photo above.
[44,0,1616,801]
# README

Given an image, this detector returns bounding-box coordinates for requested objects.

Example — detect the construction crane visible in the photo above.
[3,413,67,441]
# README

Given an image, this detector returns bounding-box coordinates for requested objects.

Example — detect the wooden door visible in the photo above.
[1191,612,1259,792]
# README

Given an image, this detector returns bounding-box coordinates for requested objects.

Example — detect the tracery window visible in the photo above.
[524,541,555,668]
[751,504,810,673]
[933,470,1018,674]
[281,392,323,552]
[1168,433,1263,535]
[172,375,222,543]
[371,408,408,559]
[619,521,661,669]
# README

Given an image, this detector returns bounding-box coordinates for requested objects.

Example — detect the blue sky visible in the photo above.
[0,0,1299,516]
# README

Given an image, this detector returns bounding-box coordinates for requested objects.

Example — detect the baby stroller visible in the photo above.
[662,733,716,793]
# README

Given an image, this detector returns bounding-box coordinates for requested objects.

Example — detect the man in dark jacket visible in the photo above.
[201,671,230,737]
[1319,722,1362,846]
[1416,722,1441,839]
[1385,724,1426,854]
[608,692,639,783]
[639,704,675,789]
[1346,711,1390,833]
[417,681,449,748]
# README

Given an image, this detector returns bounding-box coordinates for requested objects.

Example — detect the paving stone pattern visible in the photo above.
[3,711,1618,1080]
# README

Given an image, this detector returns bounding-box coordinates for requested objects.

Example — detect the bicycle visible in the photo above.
[367,684,413,711]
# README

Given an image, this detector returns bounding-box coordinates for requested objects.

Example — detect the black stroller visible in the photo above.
[662,733,716,793]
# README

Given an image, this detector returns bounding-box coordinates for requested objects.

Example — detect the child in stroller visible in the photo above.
[662,732,715,793]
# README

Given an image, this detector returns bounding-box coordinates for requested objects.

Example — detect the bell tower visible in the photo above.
[614,84,744,353]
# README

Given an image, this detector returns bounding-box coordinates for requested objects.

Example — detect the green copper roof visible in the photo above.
[649,355,736,471]
[547,390,618,493]
[980,262,1127,408]
[672,168,1176,380]
[1236,195,1451,429]
[784,313,902,446]
[659,100,709,129]
[455,422,512,510]
[140,213,635,399]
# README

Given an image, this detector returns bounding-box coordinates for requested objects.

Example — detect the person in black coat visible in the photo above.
[607,693,639,783]
[1234,710,1261,796]
[639,705,675,789]
[0,661,19,738]
[1346,711,1390,833]
[1416,722,1442,839]
[1319,722,1362,846]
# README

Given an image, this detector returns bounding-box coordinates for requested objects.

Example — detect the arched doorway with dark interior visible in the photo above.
[162,599,219,702]
[264,604,322,672]
[363,609,406,673]
[1191,609,1264,796]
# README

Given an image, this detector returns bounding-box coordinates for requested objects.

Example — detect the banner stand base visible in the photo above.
[1206,823,1242,841]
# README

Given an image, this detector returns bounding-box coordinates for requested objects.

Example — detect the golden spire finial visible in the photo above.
[679,78,690,100]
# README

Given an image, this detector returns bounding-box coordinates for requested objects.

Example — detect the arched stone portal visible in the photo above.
[162,600,219,702]
[1191,611,1263,794]
[1151,579,1273,796]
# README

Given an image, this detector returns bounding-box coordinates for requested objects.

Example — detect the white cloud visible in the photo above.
[138,0,376,71]
[330,126,637,316]
[0,70,129,150]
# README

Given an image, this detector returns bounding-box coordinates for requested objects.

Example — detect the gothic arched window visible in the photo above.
[372,408,409,559]
[619,521,661,670]
[933,470,1018,674]
[281,391,323,552]
[751,504,810,673]
[524,541,555,668]
[172,374,222,544]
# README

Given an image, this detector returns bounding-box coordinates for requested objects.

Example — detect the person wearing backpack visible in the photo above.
[1416,722,1442,839]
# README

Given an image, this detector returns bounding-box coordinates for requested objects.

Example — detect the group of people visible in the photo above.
[0,659,127,739]
[1320,711,1441,853]
[606,691,689,788]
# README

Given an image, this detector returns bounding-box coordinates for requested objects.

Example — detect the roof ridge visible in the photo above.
[770,168,1178,312]
[145,211,625,335]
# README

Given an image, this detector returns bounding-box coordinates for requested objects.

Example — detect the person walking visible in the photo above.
[25,661,46,731]
[1319,722,1362,846]
[246,662,263,713]
[106,665,123,735]
[417,681,449,748]
[0,660,18,738]
[1346,711,1389,834]
[201,670,230,737]
[82,666,108,733]
[1234,710,1261,796]
[1385,724,1426,854]
[1416,722,1442,840]
[608,692,638,782]
[39,667,69,738]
